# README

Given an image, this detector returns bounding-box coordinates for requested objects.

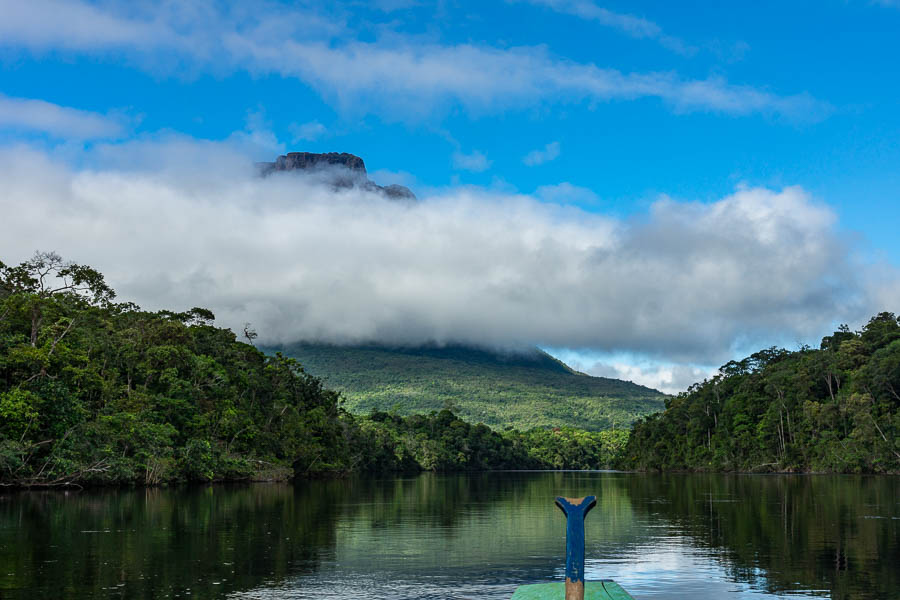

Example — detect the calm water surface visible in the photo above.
[1,473,898,599]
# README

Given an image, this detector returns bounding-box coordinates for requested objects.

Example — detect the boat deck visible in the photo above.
[511,580,635,599]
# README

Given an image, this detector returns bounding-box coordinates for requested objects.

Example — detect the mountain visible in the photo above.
[257,151,416,200]
[256,151,663,431]
[270,343,666,431]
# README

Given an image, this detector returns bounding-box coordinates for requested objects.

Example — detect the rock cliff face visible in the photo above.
[257,152,416,201]
[267,152,366,173]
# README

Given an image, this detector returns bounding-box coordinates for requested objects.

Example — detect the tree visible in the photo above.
[620,320,900,474]
[0,251,114,347]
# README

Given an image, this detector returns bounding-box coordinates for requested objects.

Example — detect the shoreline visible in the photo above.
[3,467,898,492]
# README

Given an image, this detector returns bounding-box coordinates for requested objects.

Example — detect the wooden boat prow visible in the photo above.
[510,496,635,600]
[511,581,634,599]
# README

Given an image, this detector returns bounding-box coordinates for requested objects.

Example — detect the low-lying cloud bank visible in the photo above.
[0,143,893,370]
[0,94,125,140]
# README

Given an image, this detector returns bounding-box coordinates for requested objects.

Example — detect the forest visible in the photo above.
[4,251,897,486]
[0,252,624,487]
[621,313,900,473]
[276,342,663,432]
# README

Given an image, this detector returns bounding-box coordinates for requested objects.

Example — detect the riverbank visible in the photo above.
[621,315,900,475]
[0,412,628,489]
[1,254,633,489]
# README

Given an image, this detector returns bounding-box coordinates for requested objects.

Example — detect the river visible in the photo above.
[1,472,898,599]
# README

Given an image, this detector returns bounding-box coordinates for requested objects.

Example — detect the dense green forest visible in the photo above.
[622,313,900,473]
[273,342,664,430]
[8,251,894,484]
[0,252,625,487]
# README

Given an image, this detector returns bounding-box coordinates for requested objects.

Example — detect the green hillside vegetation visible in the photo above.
[352,411,628,472]
[621,312,900,473]
[272,343,665,431]
[0,252,628,487]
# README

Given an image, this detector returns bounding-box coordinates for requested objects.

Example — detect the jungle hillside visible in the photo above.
[621,313,900,473]
[271,342,665,431]
[0,252,629,487]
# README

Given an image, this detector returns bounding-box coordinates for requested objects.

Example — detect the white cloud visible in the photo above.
[590,362,715,396]
[0,0,174,51]
[236,41,829,121]
[550,349,717,394]
[368,168,418,189]
[0,94,124,139]
[452,150,492,172]
[517,0,694,55]
[0,0,341,55]
[0,141,894,368]
[0,1,829,122]
[289,121,327,142]
[535,182,598,205]
[523,141,561,166]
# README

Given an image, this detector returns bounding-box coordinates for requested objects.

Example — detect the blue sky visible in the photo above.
[1,0,899,392]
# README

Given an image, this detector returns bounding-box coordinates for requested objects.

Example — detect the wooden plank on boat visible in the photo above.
[511,581,635,599]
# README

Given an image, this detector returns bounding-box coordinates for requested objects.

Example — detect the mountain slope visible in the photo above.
[271,343,666,431]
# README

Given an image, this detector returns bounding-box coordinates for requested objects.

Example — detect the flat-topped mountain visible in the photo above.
[257,154,664,431]
[268,342,666,431]
[261,151,367,174]
[257,152,416,200]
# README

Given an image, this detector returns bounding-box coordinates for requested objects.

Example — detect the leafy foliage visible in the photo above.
[0,253,630,486]
[272,343,665,431]
[349,409,628,472]
[0,253,346,485]
[621,313,900,473]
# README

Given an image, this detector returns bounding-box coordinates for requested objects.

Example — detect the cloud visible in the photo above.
[0,94,125,139]
[0,1,829,122]
[523,141,561,166]
[78,113,283,174]
[368,168,418,189]
[289,121,327,142]
[548,347,719,393]
[517,0,694,55]
[535,182,598,205]
[0,0,174,52]
[591,362,714,396]
[452,149,492,172]
[0,141,894,368]
[0,0,341,55]
[232,41,830,122]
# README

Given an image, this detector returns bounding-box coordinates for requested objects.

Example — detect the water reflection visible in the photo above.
[0,483,343,599]
[1,473,897,599]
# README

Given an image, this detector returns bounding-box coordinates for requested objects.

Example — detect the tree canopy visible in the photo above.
[621,313,900,473]
[0,252,628,487]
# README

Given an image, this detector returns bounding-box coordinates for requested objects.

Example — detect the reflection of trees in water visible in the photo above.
[619,474,900,600]
[2,475,897,600]
[0,475,563,599]
[329,472,637,537]
[0,483,343,599]
[331,472,554,529]
[319,471,644,577]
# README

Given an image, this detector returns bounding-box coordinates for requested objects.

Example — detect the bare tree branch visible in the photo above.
[47,317,76,359]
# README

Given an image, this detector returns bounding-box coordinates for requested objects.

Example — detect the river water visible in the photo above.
[1,472,898,599]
